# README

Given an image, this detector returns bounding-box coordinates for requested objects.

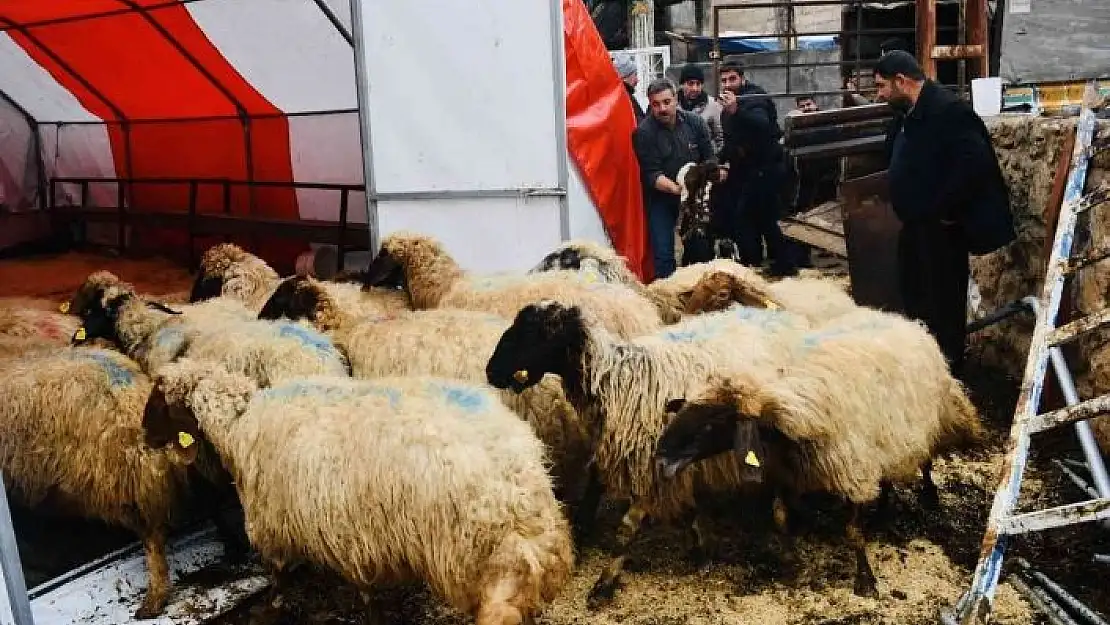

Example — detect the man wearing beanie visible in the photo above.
[613,55,646,122]
[874,50,1014,375]
[677,63,724,153]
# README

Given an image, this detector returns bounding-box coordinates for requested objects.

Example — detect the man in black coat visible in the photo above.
[875,51,1015,375]
[714,60,797,276]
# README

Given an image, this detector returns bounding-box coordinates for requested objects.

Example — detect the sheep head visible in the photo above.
[486,300,587,393]
[142,383,202,465]
[257,276,322,322]
[533,246,585,273]
[654,377,774,483]
[66,270,122,318]
[684,271,781,315]
[71,283,135,346]
[190,243,246,302]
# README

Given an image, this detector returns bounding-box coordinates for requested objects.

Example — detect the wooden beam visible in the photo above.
[916,0,938,79]
[966,0,989,79]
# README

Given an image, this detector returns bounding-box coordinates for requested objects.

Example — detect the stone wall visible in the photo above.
[973,115,1110,449]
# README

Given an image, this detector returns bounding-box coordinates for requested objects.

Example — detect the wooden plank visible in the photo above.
[916,0,938,79]
[780,219,847,257]
[1038,130,1077,412]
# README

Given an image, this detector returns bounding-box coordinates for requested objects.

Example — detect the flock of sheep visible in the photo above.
[0,231,984,624]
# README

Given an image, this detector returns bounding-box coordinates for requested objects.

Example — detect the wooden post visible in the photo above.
[965,0,988,79]
[916,0,937,79]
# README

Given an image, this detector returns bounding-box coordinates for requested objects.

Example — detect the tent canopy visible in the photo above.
[0,0,649,277]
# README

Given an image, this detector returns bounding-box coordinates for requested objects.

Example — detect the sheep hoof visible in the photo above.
[853,576,879,598]
[134,599,166,620]
[586,576,622,610]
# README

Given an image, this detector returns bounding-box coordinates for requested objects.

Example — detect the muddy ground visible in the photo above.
[4,249,1109,624]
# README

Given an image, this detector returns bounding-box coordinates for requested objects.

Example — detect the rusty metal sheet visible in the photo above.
[839,170,903,312]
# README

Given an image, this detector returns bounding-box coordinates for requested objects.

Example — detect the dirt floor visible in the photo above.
[3,249,1109,624]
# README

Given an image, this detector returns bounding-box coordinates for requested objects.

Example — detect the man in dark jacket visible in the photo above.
[714,60,797,276]
[589,0,629,50]
[875,51,1014,374]
[633,78,718,278]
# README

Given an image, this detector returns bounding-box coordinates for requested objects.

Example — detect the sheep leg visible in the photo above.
[772,494,801,579]
[685,509,710,570]
[134,530,171,619]
[846,502,878,598]
[919,460,941,510]
[358,591,386,625]
[572,461,605,545]
[586,503,647,610]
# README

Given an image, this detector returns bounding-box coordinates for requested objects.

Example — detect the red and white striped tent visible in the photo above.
[0,0,652,279]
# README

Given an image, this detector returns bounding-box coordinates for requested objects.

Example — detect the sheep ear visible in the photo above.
[172,431,201,465]
[733,420,766,484]
[146,301,182,315]
[665,398,686,414]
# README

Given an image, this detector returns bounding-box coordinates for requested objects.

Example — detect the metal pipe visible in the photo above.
[549,0,571,241]
[1052,459,1101,500]
[310,0,353,46]
[349,0,380,253]
[1009,574,1084,625]
[1016,558,1110,625]
[38,108,360,125]
[0,472,36,625]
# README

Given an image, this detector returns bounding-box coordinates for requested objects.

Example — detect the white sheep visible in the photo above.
[74,281,350,386]
[142,360,575,625]
[255,275,593,505]
[683,269,860,323]
[654,307,983,597]
[0,347,227,618]
[359,231,663,338]
[485,299,812,607]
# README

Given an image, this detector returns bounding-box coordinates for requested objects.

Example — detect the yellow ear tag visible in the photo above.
[74,327,86,341]
[59,302,70,313]
[513,370,529,383]
[744,450,761,467]
[177,432,195,448]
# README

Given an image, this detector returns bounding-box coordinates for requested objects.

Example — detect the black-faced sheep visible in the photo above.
[255,275,593,506]
[0,347,227,618]
[187,242,281,310]
[358,231,664,338]
[142,359,574,625]
[653,307,983,597]
[485,300,811,607]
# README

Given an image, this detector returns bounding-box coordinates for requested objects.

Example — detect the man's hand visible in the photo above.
[719,90,738,113]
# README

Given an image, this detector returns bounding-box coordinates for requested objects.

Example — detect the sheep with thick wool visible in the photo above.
[0,347,226,618]
[683,270,860,323]
[359,231,663,338]
[143,359,574,625]
[188,242,412,316]
[486,299,812,607]
[68,270,255,327]
[1,305,81,343]
[645,258,769,321]
[256,275,592,502]
[75,281,349,386]
[654,307,983,597]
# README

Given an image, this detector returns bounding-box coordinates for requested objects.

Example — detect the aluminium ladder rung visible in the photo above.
[1047,307,1110,347]
[1026,393,1110,434]
[997,496,1110,535]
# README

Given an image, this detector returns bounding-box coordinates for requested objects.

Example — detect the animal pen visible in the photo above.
[1,1,1110,625]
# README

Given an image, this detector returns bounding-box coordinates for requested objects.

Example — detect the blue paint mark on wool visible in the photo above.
[154,327,187,351]
[661,304,786,343]
[260,381,402,409]
[800,318,892,350]
[69,349,135,387]
[425,380,487,414]
[275,323,339,358]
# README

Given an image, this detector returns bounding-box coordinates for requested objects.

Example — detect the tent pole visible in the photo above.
[349,0,380,255]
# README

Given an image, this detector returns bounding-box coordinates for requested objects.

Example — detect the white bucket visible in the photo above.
[972,77,1003,117]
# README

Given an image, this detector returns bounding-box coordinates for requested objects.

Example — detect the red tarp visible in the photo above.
[563,0,651,281]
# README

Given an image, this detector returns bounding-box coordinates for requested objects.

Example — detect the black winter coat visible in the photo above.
[884,80,1015,254]
[719,81,783,170]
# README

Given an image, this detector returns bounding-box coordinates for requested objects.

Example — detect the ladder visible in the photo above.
[946,82,1110,624]
[915,0,989,93]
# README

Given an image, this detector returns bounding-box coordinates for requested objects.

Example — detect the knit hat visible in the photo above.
[613,55,637,79]
[679,64,705,84]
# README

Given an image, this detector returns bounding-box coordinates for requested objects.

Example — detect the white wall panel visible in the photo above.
[40,124,118,208]
[565,156,611,246]
[323,0,352,33]
[186,0,356,113]
[356,0,562,193]
[0,98,36,211]
[0,34,101,123]
[376,196,563,273]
